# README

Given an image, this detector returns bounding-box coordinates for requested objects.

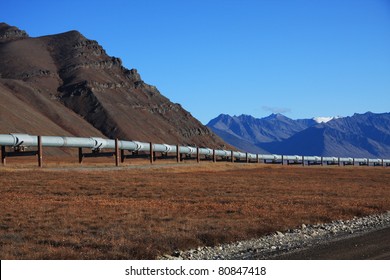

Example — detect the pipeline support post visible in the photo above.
[149,142,154,164]
[196,147,200,163]
[302,155,305,166]
[115,138,119,167]
[213,149,216,163]
[37,136,43,168]
[121,150,125,163]
[78,148,83,164]
[1,145,5,165]
[246,152,249,163]
[231,150,234,163]
[176,144,180,163]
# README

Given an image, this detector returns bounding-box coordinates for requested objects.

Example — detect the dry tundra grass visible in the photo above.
[0,159,389,259]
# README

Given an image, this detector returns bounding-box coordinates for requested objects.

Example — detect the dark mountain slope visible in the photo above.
[208,113,315,144]
[207,113,315,153]
[0,23,226,148]
[259,112,390,158]
[208,112,390,158]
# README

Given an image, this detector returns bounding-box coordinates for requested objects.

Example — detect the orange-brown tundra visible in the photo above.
[1,161,389,259]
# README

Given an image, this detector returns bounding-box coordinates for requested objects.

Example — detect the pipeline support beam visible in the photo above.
[121,150,125,163]
[115,138,119,167]
[79,148,83,164]
[176,145,180,163]
[1,146,5,165]
[37,136,43,168]
[149,142,154,164]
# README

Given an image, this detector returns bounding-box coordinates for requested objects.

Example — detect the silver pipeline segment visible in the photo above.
[199,148,213,156]
[322,156,338,164]
[353,158,369,165]
[339,157,353,163]
[215,149,233,157]
[284,155,301,161]
[125,141,148,152]
[0,134,106,149]
[0,134,36,147]
[369,158,383,166]
[1,133,390,165]
[179,146,196,155]
[259,154,283,162]
[305,156,322,162]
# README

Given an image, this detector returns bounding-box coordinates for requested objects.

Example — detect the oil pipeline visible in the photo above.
[1,133,389,167]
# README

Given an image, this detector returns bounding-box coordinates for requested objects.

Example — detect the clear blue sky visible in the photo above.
[2,0,390,124]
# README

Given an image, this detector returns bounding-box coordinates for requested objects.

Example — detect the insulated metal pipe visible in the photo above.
[284,155,301,161]
[322,157,339,164]
[259,154,283,162]
[1,133,389,166]
[339,157,354,165]
[305,156,322,162]
[354,158,368,165]
[369,158,382,166]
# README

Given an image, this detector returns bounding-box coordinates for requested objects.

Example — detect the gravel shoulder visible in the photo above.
[160,211,390,260]
[273,226,390,260]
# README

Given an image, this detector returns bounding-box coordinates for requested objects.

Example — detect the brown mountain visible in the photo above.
[0,23,226,150]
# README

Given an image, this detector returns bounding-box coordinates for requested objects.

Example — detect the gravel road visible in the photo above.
[160,211,390,260]
[273,226,390,260]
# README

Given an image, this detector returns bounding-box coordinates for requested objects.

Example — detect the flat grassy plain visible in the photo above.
[1,159,389,259]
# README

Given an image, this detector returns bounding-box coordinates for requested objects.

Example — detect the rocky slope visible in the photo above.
[0,23,226,150]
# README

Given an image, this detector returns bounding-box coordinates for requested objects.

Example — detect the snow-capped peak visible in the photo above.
[313,116,341,123]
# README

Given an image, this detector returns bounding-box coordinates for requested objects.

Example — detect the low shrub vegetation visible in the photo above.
[1,161,389,259]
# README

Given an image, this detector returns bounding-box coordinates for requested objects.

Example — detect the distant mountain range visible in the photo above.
[0,23,227,154]
[207,112,390,158]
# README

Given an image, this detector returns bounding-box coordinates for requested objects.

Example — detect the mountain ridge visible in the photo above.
[207,112,390,158]
[0,23,227,151]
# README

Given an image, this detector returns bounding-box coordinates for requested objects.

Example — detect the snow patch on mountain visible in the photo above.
[313,116,341,123]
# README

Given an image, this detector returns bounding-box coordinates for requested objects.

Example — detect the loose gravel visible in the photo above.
[159,211,390,260]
